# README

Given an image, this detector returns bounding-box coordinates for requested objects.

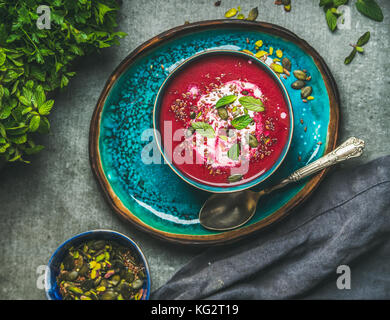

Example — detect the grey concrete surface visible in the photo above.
[0,0,389,299]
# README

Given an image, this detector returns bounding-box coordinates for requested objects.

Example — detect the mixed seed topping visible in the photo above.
[56,240,146,300]
[169,77,278,183]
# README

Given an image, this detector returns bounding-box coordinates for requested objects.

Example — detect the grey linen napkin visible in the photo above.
[152,156,390,299]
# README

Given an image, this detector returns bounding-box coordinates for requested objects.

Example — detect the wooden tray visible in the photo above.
[89,20,339,245]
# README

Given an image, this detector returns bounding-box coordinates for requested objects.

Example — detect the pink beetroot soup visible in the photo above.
[159,54,291,188]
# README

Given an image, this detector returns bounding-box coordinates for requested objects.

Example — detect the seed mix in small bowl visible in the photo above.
[56,239,147,300]
[46,231,150,301]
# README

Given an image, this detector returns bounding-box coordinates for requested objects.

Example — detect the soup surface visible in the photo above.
[159,54,291,187]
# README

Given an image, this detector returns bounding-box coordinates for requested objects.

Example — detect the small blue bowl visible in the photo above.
[45,230,151,300]
[153,49,294,193]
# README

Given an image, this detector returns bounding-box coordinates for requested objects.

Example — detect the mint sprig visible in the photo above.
[344,32,370,65]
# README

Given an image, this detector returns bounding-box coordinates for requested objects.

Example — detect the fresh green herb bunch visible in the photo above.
[0,0,126,163]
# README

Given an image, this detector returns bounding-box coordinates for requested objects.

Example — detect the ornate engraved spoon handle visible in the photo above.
[264,137,365,194]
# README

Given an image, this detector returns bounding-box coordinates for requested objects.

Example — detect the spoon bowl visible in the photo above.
[199,190,260,231]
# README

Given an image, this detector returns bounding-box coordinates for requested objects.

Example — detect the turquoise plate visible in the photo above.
[89,20,339,245]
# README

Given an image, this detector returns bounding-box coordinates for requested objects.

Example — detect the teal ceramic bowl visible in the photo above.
[45,230,151,300]
[153,50,294,193]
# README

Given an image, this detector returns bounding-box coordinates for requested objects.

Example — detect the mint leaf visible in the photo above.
[231,115,253,130]
[8,134,27,144]
[191,122,215,138]
[215,95,237,108]
[25,145,44,155]
[0,51,5,66]
[326,9,338,31]
[0,122,6,138]
[344,48,357,65]
[38,117,50,134]
[227,143,240,161]
[238,96,264,112]
[29,115,40,132]
[96,3,115,24]
[38,100,54,115]
[333,0,348,6]
[357,31,370,46]
[0,143,10,153]
[356,0,383,22]
[228,174,243,183]
[33,85,46,108]
[18,96,30,106]
[319,0,334,6]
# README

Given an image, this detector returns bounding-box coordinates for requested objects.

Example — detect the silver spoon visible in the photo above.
[199,137,365,231]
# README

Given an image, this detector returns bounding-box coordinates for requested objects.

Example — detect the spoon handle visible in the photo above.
[264,137,365,193]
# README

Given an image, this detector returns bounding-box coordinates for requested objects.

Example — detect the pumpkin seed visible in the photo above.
[247,7,258,21]
[92,240,105,250]
[132,279,144,290]
[67,271,79,281]
[124,271,135,283]
[102,290,117,300]
[249,135,259,148]
[282,57,291,71]
[217,107,228,120]
[301,86,313,99]
[62,255,74,270]
[228,174,243,183]
[81,279,95,291]
[293,70,308,81]
[291,80,306,90]
[74,256,84,268]
[111,275,121,286]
